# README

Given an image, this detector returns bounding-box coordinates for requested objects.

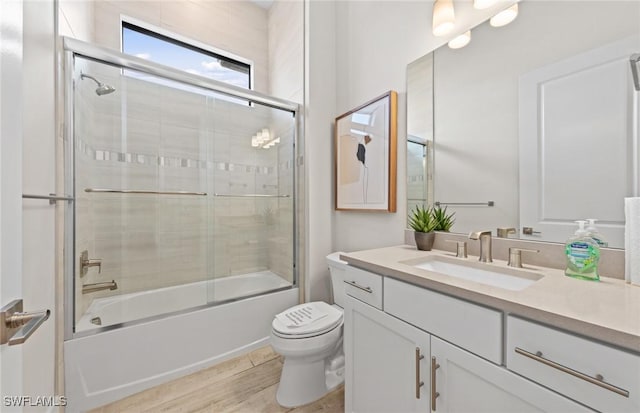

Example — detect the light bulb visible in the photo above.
[432,0,455,37]
[490,3,518,27]
[448,31,471,49]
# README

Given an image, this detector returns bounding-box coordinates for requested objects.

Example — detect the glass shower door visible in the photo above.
[206,96,296,304]
[73,56,213,332]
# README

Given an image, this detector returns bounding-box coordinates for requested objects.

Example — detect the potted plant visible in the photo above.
[432,205,455,232]
[409,205,437,251]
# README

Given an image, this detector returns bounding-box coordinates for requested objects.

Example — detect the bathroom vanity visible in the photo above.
[341,246,640,412]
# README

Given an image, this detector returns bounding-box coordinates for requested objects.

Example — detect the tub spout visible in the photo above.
[82,280,118,294]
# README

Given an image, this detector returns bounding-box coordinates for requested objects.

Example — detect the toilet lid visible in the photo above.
[272,302,343,337]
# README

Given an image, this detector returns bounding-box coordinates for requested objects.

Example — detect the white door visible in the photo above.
[344,296,430,413]
[1,0,26,408]
[519,36,640,247]
[430,336,590,413]
[1,1,57,411]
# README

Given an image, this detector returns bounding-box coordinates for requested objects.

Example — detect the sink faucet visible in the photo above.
[469,230,493,262]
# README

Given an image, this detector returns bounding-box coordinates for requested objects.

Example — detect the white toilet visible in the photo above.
[270,252,348,407]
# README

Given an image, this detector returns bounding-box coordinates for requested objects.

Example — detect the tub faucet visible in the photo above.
[469,230,493,263]
[82,280,118,294]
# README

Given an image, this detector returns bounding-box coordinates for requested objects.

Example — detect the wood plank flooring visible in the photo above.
[90,346,344,413]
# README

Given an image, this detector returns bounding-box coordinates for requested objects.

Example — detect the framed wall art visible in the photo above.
[335,91,397,212]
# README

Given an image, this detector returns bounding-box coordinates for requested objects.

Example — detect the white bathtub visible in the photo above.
[65,272,298,412]
[76,271,291,331]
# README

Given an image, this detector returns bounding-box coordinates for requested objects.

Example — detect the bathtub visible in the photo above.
[76,271,292,332]
[65,271,298,412]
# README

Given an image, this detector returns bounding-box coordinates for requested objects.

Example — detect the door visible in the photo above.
[1,0,26,406]
[1,1,57,411]
[430,336,590,413]
[344,295,430,413]
[519,35,640,247]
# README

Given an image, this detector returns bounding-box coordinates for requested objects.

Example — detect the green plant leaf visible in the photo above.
[409,205,437,233]
[432,205,456,232]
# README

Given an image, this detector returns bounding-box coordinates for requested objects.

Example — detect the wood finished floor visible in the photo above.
[89,346,344,413]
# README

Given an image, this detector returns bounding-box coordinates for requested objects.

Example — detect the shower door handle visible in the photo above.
[0,299,51,346]
[23,193,74,205]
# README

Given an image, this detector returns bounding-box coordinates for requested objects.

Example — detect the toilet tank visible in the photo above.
[326,252,349,308]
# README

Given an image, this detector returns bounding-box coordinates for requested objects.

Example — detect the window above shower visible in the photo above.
[121,19,252,103]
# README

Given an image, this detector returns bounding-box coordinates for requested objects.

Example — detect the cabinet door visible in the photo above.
[344,295,430,413]
[431,336,591,413]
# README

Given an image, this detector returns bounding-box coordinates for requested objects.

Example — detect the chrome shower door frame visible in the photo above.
[62,36,300,340]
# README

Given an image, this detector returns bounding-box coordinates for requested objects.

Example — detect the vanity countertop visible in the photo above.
[340,245,640,353]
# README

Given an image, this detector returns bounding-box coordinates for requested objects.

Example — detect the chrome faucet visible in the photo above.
[469,230,493,262]
[82,280,118,294]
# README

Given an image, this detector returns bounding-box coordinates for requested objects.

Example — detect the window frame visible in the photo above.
[119,15,254,91]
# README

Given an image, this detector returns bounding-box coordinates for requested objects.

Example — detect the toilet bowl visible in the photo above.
[270,252,348,407]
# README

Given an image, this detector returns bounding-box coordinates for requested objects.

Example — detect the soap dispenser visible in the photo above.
[564,220,600,281]
[586,218,608,247]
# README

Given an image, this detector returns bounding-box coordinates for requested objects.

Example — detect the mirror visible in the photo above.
[407,0,640,248]
[407,53,434,217]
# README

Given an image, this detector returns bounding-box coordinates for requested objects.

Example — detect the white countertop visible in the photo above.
[341,245,640,353]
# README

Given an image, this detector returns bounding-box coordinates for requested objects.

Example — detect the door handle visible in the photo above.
[1,299,50,346]
[431,356,440,411]
[415,347,425,399]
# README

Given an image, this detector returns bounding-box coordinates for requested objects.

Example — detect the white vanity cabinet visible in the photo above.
[431,336,591,412]
[344,295,430,413]
[343,266,600,413]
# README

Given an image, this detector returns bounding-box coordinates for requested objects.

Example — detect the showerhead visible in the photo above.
[95,83,116,96]
[80,73,116,96]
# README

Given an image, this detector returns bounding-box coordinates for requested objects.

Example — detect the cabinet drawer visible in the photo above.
[507,316,640,412]
[384,277,503,364]
[343,266,383,309]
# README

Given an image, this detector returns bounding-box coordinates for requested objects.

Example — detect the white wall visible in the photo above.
[269,0,303,103]
[304,0,336,302]
[58,0,94,41]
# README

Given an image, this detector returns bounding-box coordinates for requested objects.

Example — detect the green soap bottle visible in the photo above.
[565,220,600,281]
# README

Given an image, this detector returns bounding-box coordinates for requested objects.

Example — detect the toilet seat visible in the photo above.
[272,302,343,339]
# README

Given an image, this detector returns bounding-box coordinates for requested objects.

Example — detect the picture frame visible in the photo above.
[335,91,397,212]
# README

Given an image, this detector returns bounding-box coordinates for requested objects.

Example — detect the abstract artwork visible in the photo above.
[335,91,397,211]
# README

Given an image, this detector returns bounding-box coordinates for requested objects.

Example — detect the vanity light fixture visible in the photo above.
[432,0,455,37]
[490,3,518,27]
[448,31,471,49]
[473,0,498,10]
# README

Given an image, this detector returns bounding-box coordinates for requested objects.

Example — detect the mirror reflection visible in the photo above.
[407,0,640,248]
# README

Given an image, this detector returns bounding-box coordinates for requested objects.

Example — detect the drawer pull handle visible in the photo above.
[514,347,629,398]
[431,356,440,411]
[415,347,425,399]
[344,280,373,293]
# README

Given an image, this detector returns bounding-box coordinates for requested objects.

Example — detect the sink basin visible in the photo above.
[401,256,543,291]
